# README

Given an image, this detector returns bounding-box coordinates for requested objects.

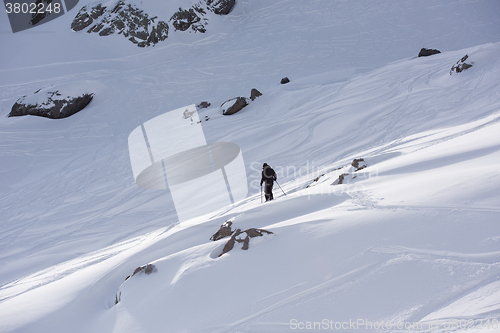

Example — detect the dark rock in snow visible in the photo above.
[206,0,236,15]
[351,158,367,171]
[334,173,349,185]
[125,263,157,281]
[418,48,441,57]
[9,88,94,119]
[219,228,273,257]
[250,88,262,101]
[210,220,234,241]
[71,0,235,45]
[71,1,169,47]
[29,0,53,26]
[116,263,157,304]
[221,97,249,115]
[71,4,106,31]
[170,5,207,33]
[450,54,473,75]
[197,101,211,109]
[169,0,235,33]
[280,77,290,84]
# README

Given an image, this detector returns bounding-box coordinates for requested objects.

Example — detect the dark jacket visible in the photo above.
[260,166,277,186]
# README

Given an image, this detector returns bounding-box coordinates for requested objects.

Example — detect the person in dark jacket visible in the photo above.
[260,163,277,202]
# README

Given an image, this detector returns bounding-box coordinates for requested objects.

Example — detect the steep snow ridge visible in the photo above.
[1,43,499,332]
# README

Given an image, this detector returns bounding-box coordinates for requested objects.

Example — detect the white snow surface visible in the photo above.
[1,0,500,332]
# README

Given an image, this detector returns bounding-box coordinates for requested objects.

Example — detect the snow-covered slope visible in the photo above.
[1,1,500,332]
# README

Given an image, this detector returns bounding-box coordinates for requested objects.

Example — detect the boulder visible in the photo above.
[206,0,236,15]
[333,173,349,185]
[219,228,273,257]
[210,220,234,241]
[221,97,249,115]
[418,48,441,57]
[280,77,290,84]
[9,87,94,119]
[117,263,157,304]
[351,158,367,171]
[197,101,211,109]
[29,0,52,25]
[450,54,473,75]
[124,263,157,281]
[250,88,262,101]
[71,1,169,47]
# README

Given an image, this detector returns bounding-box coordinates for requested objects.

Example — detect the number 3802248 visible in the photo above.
[5,2,61,14]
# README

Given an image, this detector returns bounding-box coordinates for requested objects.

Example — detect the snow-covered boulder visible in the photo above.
[71,1,169,47]
[9,86,94,119]
[221,97,249,115]
[124,264,157,281]
[116,264,157,304]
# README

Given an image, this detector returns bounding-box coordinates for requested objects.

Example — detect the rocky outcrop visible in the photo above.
[450,54,473,75]
[169,0,235,33]
[9,88,94,119]
[221,97,249,115]
[71,1,169,47]
[219,228,273,256]
[418,48,441,57]
[170,5,208,33]
[71,0,236,45]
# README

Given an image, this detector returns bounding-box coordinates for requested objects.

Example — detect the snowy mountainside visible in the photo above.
[1,42,500,332]
[1,0,498,291]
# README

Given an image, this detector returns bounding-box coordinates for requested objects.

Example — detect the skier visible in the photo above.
[260,163,277,202]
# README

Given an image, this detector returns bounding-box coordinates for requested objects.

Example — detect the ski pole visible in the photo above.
[261,185,263,203]
[275,180,286,196]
